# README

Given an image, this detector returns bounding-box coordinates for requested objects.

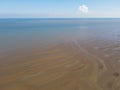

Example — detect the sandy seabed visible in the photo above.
[0,40,120,90]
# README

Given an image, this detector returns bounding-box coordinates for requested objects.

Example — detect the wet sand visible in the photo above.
[0,41,120,90]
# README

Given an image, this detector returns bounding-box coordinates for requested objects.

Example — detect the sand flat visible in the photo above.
[0,41,120,90]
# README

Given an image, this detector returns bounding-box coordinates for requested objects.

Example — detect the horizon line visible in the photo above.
[0,17,120,19]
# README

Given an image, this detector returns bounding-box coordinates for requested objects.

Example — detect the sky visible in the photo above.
[0,0,120,18]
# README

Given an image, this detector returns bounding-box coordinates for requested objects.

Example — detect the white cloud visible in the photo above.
[78,5,88,13]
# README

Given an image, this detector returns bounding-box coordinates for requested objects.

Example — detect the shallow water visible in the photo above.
[0,18,119,54]
[0,18,120,90]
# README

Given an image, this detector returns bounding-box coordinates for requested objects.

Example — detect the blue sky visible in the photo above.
[0,0,120,18]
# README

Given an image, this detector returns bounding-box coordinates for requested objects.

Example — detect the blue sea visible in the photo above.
[0,18,120,54]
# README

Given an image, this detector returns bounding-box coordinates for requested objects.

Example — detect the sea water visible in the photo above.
[0,18,119,54]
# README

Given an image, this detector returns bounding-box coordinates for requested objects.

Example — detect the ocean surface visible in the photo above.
[0,18,120,54]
